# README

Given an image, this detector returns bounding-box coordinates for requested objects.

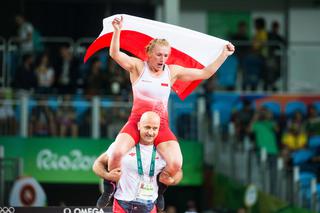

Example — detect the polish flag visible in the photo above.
[84,14,228,100]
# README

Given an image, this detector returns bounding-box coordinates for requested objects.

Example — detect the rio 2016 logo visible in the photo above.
[0,207,15,213]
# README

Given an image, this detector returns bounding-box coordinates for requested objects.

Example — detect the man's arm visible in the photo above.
[92,152,121,182]
[160,169,183,186]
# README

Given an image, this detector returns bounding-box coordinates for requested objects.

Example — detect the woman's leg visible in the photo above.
[108,133,135,171]
[156,140,183,179]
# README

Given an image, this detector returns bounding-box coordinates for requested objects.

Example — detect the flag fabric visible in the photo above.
[84,14,228,100]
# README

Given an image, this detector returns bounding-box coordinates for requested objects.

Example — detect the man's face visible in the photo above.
[138,117,160,145]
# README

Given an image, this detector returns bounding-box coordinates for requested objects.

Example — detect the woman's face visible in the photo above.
[147,44,170,72]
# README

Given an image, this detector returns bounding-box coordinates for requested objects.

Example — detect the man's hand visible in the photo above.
[112,16,123,31]
[159,171,175,185]
[107,168,121,182]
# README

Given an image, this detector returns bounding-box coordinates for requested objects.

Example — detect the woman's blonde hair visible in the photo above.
[145,39,170,55]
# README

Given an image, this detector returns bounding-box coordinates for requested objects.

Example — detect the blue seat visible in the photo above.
[217,55,238,88]
[313,101,320,114]
[291,149,315,165]
[72,95,90,121]
[169,93,198,134]
[261,101,281,117]
[285,101,307,117]
[308,135,320,149]
[211,93,240,105]
[47,96,59,111]
[299,172,317,189]
[211,101,233,126]
[101,97,112,107]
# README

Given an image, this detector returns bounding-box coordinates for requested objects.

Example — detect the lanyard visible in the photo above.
[136,144,156,177]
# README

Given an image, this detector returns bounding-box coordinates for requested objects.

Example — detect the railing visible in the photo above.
[0,37,5,87]
[0,93,202,141]
[0,145,22,206]
[213,110,320,212]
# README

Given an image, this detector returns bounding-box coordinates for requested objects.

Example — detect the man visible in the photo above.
[93,111,182,212]
[15,14,34,54]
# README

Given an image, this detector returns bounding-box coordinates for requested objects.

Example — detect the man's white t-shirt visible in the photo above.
[106,142,166,202]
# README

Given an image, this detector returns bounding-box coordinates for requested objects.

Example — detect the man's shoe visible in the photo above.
[96,180,116,208]
[155,194,165,212]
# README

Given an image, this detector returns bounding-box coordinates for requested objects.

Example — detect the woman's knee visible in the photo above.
[166,158,182,172]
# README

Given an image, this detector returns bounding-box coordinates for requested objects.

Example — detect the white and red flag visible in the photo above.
[84,14,228,100]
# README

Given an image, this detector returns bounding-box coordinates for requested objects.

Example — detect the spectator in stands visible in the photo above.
[0,89,17,135]
[15,14,34,55]
[305,104,320,136]
[12,53,37,92]
[230,21,249,79]
[252,17,268,91]
[35,53,55,94]
[84,57,108,97]
[29,97,56,136]
[266,21,286,91]
[241,47,265,91]
[281,110,307,166]
[232,99,255,149]
[79,107,108,138]
[250,106,279,154]
[185,200,198,213]
[166,205,177,213]
[250,106,279,193]
[54,45,80,94]
[250,107,279,163]
[282,110,307,151]
[107,97,130,138]
[107,57,131,99]
[56,95,78,137]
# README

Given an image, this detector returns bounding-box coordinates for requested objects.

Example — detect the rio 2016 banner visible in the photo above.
[0,137,203,185]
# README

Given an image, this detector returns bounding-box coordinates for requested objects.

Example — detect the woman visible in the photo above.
[98,16,235,208]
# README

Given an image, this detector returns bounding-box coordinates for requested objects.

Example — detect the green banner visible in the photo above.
[207,11,251,39]
[0,137,203,185]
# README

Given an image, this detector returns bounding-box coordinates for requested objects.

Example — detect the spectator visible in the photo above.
[232,99,255,149]
[252,17,268,91]
[185,200,198,213]
[12,53,37,91]
[241,47,265,91]
[0,90,17,135]
[282,110,307,151]
[29,98,57,136]
[166,205,177,213]
[252,17,268,58]
[84,58,108,97]
[107,97,130,138]
[250,106,279,193]
[107,57,131,99]
[305,104,320,137]
[15,14,34,55]
[230,21,250,74]
[266,21,286,91]
[54,45,80,94]
[35,53,55,94]
[56,95,78,137]
[250,106,279,155]
[79,107,108,138]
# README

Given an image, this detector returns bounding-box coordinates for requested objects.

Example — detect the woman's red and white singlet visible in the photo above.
[120,62,177,146]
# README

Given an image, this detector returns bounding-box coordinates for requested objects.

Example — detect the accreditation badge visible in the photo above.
[136,177,154,201]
